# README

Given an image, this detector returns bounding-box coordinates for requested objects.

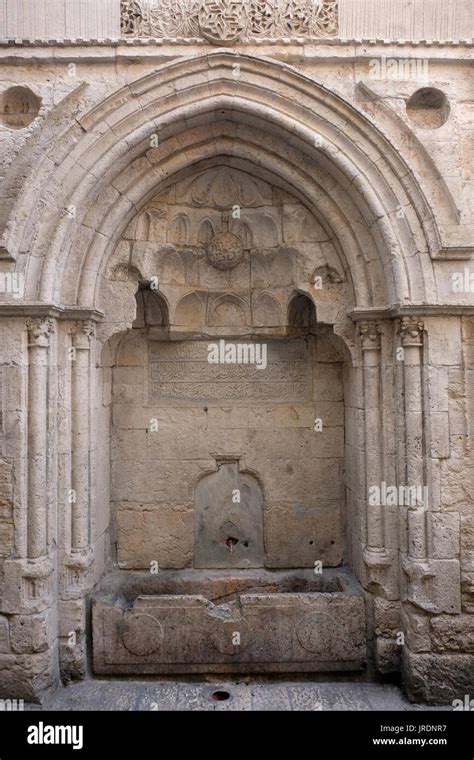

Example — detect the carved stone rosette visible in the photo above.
[198,0,247,43]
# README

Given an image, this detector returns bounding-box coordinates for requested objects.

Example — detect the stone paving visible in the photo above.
[27,679,450,711]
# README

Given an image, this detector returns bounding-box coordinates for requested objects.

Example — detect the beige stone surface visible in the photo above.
[92,568,366,674]
[0,9,472,704]
[116,504,193,570]
[264,503,342,567]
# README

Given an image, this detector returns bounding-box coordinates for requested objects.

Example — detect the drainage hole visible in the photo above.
[211,690,231,702]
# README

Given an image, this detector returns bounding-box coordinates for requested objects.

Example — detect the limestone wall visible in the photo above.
[0,0,119,39]
[0,0,472,42]
[0,3,472,704]
[111,331,345,570]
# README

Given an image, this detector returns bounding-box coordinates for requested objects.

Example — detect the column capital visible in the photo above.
[359,320,381,351]
[70,319,95,349]
[26,317,54,348]
[399,316,424,347]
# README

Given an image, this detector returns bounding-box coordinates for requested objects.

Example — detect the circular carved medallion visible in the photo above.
[296,612,334,655]
[0,86,40,129]
[210,619,249,655]
[198,0,247,44]
[121,612,164,656]
[206,231,243,270]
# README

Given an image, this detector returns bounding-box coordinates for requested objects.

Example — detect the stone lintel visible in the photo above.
[0,305,104,320]
[349,304,474,321]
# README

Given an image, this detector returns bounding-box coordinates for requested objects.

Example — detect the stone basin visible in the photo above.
[92,567,366,674]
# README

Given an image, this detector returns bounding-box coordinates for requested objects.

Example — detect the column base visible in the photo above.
[363,546,399,599]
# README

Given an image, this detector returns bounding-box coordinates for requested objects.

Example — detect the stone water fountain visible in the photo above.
[91,165,367,676]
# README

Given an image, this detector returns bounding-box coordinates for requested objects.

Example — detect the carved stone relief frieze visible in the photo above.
[120,0,339,42]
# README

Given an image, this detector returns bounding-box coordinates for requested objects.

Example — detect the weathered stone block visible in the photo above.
[248,428,312,460]
[429,411,450,458]
[0,522,14,557]
[116,504,193,569]
[111,459,214,502]
[406,558,462,614]
[252,457,343,502]
[92,568,366,675]
[431,615,474,653]
[10,613,51,655]
[0,616,9,654]
[426,318,462,366]
[59,638,87,682]
[403,649,474,704]
[312,363,343,401]
[375,637,401,673]
[264,503,342,567]
[374,597,401,637]
[309,425,344,458]
[401,607,431,653]
[207,406,249,429]
[57,599,86,639]
[427,512,460,559]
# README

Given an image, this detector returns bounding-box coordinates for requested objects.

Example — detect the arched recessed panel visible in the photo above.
[194,462,264,569]
[174,291,206,326]
[208,294,249,327]
[169,214,190,246]
[253,292,282,327]
[0,51,443,313]
[198,219,215,245]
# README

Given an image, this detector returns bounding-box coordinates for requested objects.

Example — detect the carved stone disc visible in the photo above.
[121,612,164,656]
[296,612,334,655]
[210,619,250,654]
[206,231,243,270]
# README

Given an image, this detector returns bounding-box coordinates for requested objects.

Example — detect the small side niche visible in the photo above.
[194,461,264,569]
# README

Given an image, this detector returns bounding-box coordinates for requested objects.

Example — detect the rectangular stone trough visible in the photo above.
[92,567,366,674]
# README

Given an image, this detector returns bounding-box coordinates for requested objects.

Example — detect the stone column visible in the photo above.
[360,321,385,555]
[69,321,94,557]
[26,318,53,560]
[57,321,95,683]
[400,316,426,560]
